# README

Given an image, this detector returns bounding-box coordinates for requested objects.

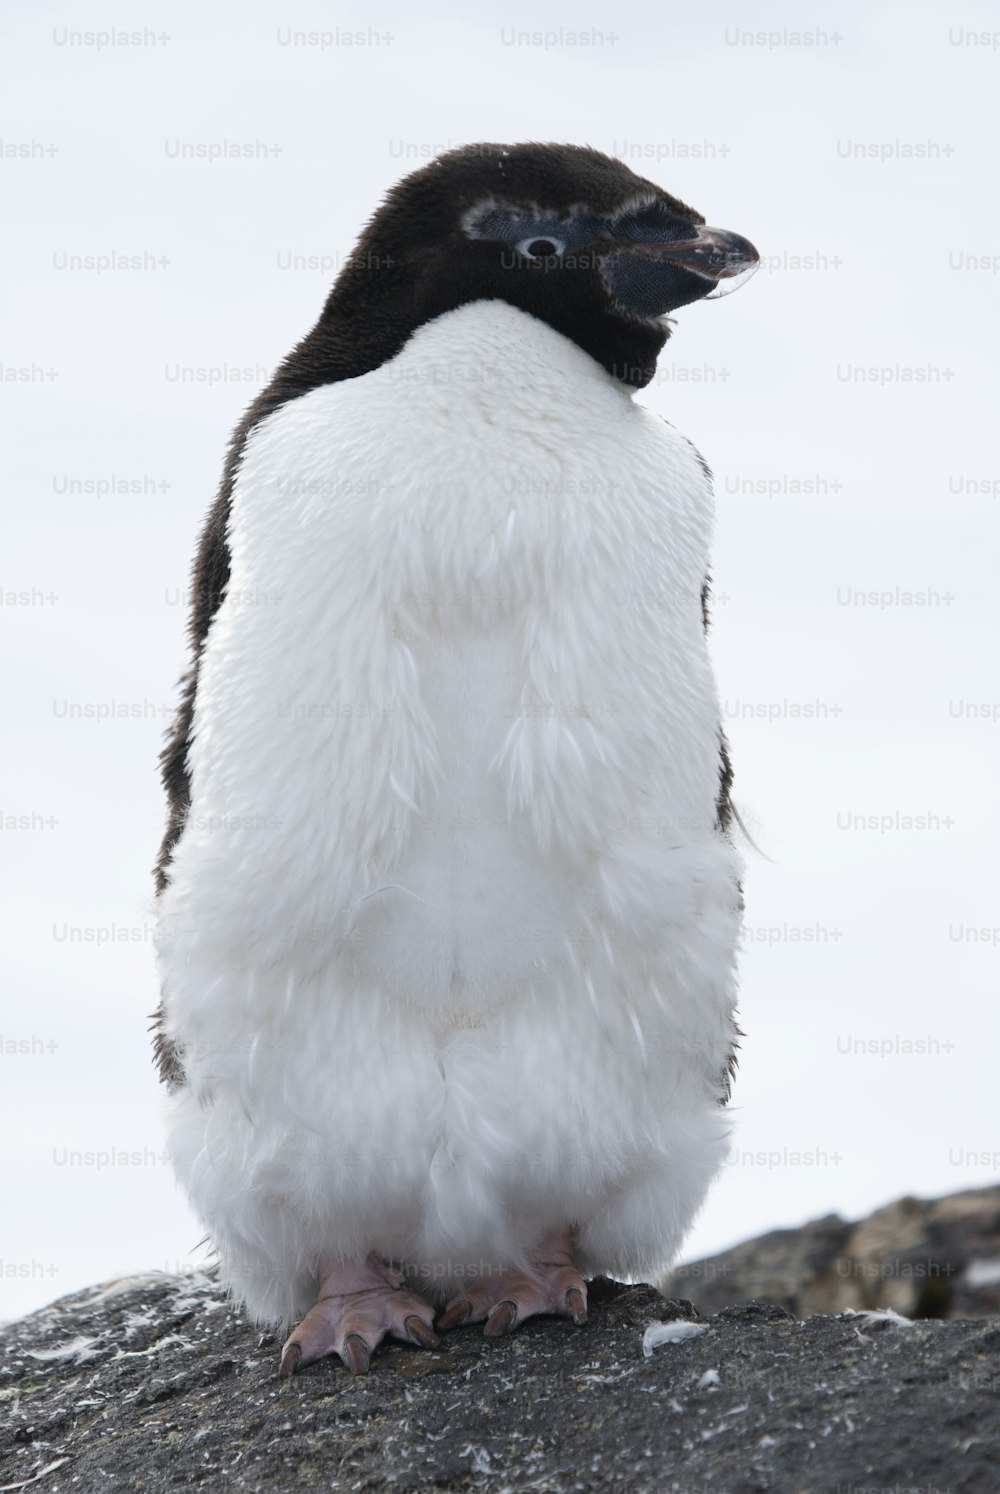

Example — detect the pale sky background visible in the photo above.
[2,0,998,1320]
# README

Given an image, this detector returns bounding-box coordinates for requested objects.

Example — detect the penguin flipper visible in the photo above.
[150,500,231,1089]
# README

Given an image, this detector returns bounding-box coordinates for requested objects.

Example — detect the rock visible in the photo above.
[2,1270,998,1492]
[663,1185,1000,1321]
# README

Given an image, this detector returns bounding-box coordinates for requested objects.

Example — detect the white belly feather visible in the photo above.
[156,300,743,1324]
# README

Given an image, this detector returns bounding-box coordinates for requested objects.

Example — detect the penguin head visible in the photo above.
[324,143,758,391]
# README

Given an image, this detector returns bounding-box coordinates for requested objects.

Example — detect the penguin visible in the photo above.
[151,142,758,1378]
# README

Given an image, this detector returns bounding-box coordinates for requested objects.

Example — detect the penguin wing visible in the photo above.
[662,421,734,835]
[151,470,233,1085]
[151,312,391,1084]
[152,367,320,1086]
[155,486,230,896]
[155,346,348,893]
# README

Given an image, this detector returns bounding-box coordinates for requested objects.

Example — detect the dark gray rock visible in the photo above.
[1,1270,998,1492]
[662,1185,1000,1323]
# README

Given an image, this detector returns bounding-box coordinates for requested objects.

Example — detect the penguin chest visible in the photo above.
[171,303,724,1031]
[342,622,593,1013]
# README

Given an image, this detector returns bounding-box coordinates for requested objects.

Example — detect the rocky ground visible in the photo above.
[662,1185,1000,1321]
[1,1270,997,1493]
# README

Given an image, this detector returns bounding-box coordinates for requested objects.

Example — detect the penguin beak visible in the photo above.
[600,224,759,317]
[648,225,760,299]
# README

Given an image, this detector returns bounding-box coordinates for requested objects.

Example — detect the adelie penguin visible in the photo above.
[152,142,759,1377]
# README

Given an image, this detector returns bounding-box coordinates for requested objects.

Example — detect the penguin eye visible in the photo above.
[516,236,565,259]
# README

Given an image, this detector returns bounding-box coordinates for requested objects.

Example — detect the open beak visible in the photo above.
[646,224,760,298]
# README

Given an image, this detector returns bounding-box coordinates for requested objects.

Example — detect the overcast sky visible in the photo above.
[2,0,998,1321]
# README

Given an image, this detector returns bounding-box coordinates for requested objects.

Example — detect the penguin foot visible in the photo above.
[278,1251,439,1379]
[437,1226,588,1339]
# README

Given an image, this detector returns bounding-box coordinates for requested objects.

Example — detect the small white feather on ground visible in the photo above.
[24,1335,104,1363]
[843,1308,916,1328]
[642,1320,709,1357]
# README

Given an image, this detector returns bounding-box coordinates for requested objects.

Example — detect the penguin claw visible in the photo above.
[278,1341,302,1381]
[565,1287,588,1325]
[484,1300,518,1338]
[405,1314,440,1349]
[436,1298,472,1331]
[343,1333,372,1375]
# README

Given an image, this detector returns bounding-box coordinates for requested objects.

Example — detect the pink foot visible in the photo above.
[437,1227,588,1339]
[278,1253,439,1378]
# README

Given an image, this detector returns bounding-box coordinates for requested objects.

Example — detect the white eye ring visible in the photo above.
[515,236,565,259]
